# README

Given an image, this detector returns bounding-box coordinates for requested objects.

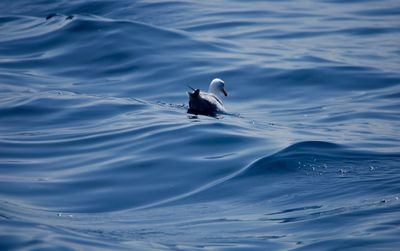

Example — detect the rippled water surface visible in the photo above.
[1,0,400,250]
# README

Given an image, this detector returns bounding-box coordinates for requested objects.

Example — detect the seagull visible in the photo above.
[187,78,228,116]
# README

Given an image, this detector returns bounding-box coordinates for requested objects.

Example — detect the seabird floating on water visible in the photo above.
[187,78,228,116]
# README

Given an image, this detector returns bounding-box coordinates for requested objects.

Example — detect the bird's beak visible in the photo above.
[222,88,228,97]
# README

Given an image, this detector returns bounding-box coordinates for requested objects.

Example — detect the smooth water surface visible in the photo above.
[1,0,400,250]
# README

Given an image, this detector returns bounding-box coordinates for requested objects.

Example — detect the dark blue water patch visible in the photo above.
[128,0,198,17]
[0,15,71,43]
[277,66,399,91]
[292,234,397,251]
[222,24,400,40]
[0,91,147,131]
[317,111,399,123]
[0,92,271,213]
[227,66,400,106]
[322,0,380,3]
[380,91,400,99]
[64,1,121,16]
[0,14,238,99]
[171,140,400,207]
[291,55,340,65]
[0,0,120,17]
[352,6,400,17]
[241,141,400,176]
[185,20,262,33]
[338,26,400,36]
[241,141,341,176]
[0,214,133,251]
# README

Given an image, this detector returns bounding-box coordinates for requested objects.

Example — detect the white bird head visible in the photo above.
[208,78,228,97]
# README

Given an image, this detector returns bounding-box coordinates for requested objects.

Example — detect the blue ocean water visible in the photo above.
[1,0,400,250]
